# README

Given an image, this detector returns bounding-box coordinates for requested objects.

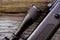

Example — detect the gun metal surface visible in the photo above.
[27,1,60,40]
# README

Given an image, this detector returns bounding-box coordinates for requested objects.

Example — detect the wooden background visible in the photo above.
[0,0,60,40]
[0,0,51,12]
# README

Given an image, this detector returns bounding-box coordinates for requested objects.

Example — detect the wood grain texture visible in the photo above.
[0,0,51,12]
[0,13,26,40]
[0,13,59,40]
[0,0,60,40]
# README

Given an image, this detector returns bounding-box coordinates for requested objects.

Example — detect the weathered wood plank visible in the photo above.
[0,13,26,39]
[0,0,51,3]
[0,33,13,40]
[0,0,51,12]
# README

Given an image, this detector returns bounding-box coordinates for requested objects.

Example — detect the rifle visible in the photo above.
[27,0,60,40]
[3,0,60,40]
[2,5,42,40]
